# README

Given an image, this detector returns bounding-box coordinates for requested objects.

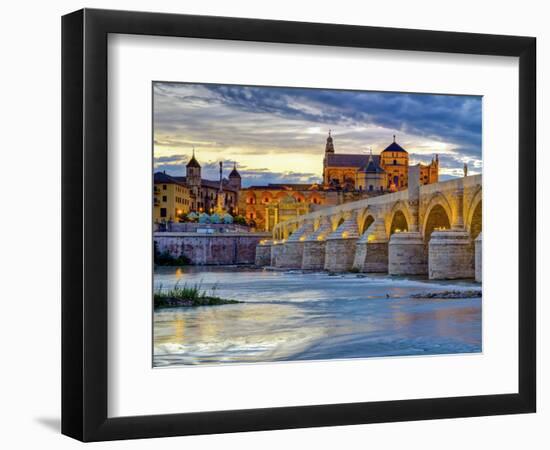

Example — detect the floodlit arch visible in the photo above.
[260,191,273,204]
[467,188,482,239]
[360,214,375,235]
[331,215,345,231]
[423,204,451,241]
[389,210,408,235]
[422,193,453,241]
[245,192,257,205]
[387,201,412,236]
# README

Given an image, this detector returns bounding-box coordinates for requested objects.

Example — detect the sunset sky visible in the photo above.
[153,82,482,187]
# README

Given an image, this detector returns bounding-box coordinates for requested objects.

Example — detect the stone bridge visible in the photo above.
[255,167,482,281]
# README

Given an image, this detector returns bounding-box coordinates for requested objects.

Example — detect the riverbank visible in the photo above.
[154,283,241,308]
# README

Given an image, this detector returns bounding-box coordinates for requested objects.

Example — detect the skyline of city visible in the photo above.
[153,82,482,186]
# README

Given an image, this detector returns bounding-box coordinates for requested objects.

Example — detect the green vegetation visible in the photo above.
[154,282,242,308]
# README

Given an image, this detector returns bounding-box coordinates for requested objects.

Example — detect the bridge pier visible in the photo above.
[428,230,475,279]
[475,232,482,282]
[279,223,313,268]
[302,240,326,270]
[353,239,389,273]
[352,220,388,272]
[324,215,359,272]
[255,240,272,266]
[388,232,427,275]
[302,219,331,270]
[270,241,285,267]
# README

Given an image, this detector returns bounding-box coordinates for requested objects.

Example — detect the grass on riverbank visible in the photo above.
[154,282,241,308]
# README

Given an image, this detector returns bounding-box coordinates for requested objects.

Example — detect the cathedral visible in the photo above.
[323,132,439,192]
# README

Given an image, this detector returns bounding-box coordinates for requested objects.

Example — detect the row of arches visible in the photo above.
[273,195,482,243]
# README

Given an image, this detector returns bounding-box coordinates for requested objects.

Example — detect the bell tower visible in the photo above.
[186,147,201,192]
[323,130,335,186]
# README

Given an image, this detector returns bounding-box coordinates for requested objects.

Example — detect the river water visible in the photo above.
[153,267,481,367]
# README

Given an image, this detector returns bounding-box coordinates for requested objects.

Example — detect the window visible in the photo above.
[162,184,167,190]
[393,159,397,165]
[162,195,167,202]
[160,208,167,218]
[369,185,373,191]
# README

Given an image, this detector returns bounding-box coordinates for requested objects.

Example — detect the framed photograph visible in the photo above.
[62,8,536,441]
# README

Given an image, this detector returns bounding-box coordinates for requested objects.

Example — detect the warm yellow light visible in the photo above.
[299,236,306,241]
[317,235,325,241]
[367,234,375,242]
[341,231,349,238]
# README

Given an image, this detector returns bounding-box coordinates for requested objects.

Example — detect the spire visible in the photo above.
[325,130,335,153]
[393,134,396,143]
[186,147,201,168]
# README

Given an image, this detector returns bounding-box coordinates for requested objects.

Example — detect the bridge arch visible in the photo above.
[386,201,412,236]
[422,193,453,241]
[467,188,482,239]
[330,214,345,231]
[359,212,375,235]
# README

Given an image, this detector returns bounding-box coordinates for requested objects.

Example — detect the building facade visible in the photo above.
[153,172,192,222]
[238,184,343,231]
[323,133,439,192]
[153,150,240,223]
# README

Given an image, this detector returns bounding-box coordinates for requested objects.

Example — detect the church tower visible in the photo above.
[186,148,201,192]
[323,130,335,186]
[228,162,242,190]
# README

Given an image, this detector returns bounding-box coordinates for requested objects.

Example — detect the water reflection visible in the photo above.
[154,267,481,366]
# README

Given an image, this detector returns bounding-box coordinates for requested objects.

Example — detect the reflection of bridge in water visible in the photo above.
[255,167,482,281]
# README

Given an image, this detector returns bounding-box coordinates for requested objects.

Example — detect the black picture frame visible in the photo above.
[62,8,536,442]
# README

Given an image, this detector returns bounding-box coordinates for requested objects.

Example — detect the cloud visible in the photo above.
[153,82,482,180]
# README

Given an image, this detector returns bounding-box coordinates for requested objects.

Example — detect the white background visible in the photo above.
[0,0,547,449]
[109,35,518,417]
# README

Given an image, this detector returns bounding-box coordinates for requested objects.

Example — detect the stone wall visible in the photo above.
[475,233,482,283]
[388,232,427,275]
[428,230,475,280]
[154,232,269,265]
[302,241,326,270]
[280,242,305,268]
[324,238,358,272]
[255,242,272,266]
